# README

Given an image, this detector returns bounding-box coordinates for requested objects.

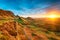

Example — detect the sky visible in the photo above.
[0,0,60,17]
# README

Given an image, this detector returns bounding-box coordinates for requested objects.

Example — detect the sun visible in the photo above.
[46,14,58,21]
[48,14,57,18]
[46,14,60,21]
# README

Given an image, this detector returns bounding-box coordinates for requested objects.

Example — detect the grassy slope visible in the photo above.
[0,17,60,40]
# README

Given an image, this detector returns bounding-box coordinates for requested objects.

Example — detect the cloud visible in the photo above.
[0,0,60,16]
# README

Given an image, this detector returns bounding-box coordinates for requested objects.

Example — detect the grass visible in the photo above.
[0,31,8,40]
[0,19,7,25]
[14,18,25,25]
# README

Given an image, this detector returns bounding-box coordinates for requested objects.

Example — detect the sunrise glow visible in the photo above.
[48,14,57,18]
[39,14,60,18]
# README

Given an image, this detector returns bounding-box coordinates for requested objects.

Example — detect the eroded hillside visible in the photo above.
[0,9,60,40]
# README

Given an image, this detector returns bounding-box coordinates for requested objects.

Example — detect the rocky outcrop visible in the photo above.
[0,9,15,19]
